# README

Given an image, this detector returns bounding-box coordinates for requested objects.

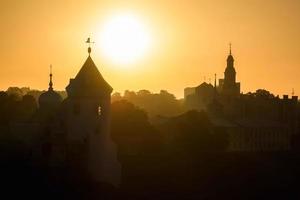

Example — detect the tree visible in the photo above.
[157,110,228,155]
[111,100,162,156]
[254,89,275,99]
[6,87,23,100]
[120,90,184,117]
[111,92,122,102]
[18,95,38,121]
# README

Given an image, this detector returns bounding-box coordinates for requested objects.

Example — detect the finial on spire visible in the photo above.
[229,42,232,55]
[86,37,95,55]
[49,65,53,91]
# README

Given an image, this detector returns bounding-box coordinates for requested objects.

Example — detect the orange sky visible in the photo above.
[1,0,300,98]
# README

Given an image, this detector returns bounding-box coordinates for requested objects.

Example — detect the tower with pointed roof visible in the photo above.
[219,44,240,97]
[64,40,120,187]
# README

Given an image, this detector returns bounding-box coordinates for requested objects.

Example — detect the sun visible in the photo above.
[99,14,151,65]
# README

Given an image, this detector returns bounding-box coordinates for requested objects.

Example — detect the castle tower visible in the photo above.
[64,41,121,187]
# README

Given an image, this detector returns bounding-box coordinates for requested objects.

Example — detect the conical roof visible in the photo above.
[66,56,113,98]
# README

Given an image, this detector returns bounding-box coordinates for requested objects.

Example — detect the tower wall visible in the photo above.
[65,95,121,187]
[64,51,121,187]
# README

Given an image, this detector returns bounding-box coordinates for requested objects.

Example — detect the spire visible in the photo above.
[226,42,234,64]
[214,73,217,88]
[214,73,217,95]
[86,37,95,55]
[49,65,53,91]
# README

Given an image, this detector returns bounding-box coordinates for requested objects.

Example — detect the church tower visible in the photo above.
[64,39,121,187]
[224,45,236,86]
[221,44,240,96]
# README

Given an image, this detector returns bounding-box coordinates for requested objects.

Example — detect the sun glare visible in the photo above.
[99,14,151,65]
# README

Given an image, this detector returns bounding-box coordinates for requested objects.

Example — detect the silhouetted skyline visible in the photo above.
[1,39,300,200]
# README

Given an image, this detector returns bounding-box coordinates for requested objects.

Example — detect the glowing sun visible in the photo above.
[99,14,151,64]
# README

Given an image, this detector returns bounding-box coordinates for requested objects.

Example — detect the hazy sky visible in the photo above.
[1,0,300,98]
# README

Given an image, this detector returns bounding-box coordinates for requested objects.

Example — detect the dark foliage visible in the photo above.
[112,90,185,117]
[0,89,300,199]
[111,100,163,157]
[157,110,229,154]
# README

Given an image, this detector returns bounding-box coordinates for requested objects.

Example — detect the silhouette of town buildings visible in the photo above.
[8,43,121,187]
[1,42,300,199]
[184,46,298,152]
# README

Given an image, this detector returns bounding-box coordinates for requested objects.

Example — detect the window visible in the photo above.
[98,106,102,116]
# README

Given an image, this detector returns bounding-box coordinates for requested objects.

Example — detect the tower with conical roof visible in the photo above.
[64,39,120,187]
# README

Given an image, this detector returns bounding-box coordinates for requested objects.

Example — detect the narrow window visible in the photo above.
[98,106,102,116]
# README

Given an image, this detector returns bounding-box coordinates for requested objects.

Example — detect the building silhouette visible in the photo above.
[10,42,121,187]
[184,45,298,152]
[64,46,120,186]
[218,44,240,97]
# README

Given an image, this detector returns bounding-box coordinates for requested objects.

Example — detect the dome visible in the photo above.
[39,89,62,108]
[227,54,234,62]
[39,65,62,108]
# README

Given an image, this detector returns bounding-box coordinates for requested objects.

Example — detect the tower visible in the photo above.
[221,44,240,96]
[224,44,236,89]
[64,40,121,187]
[39,65,62,109]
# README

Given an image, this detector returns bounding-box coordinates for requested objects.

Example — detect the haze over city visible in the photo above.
[1,0,300,97]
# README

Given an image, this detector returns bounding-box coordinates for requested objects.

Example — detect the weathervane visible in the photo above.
[86,37,95,55]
